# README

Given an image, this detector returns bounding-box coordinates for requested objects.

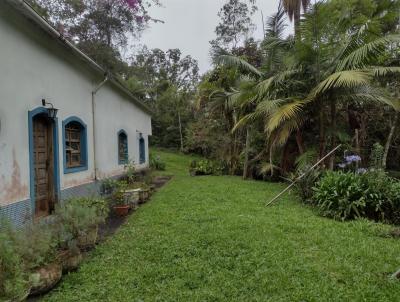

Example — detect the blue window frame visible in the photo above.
[139,134,146,164]
[118,130,128,165]
[62,116,88,174]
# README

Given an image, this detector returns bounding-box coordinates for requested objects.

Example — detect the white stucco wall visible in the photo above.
[95,85,152,179]
[0,3,151,207]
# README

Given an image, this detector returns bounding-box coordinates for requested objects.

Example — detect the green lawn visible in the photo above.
[44,150,400,301]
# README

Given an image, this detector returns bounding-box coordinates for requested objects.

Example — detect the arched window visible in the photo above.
[118,130,128,165]
[63,117,88,173]
[139,134,146,164]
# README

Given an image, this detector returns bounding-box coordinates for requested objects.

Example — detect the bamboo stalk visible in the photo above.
[266,144,342,207]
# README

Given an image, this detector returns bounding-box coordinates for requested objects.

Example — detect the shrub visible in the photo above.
[99,178,119,196]
[12,222,59,272]
[189,159,227,176]
[55,200,104,244]
[370,143,384,169]
[292,167,321,204]
[111,181,129,206]
[313,171,367,220]
[150,154,166,171]
[312,170,400,223]
[362,170,400,223]
[124,159,137,184]
[189,160,214,176]
[68,197,109,221]
[0,231,29,300]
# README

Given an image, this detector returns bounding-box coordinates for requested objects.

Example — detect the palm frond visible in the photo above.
[271,117,304,147]
[295,149,318,171]
[266,99,309,134]
[233,112,259,132]
[310,70,372,98]
[371,66,400,77]
[337,35,400,71]
[265,1,286,39]
[214,55,262,77]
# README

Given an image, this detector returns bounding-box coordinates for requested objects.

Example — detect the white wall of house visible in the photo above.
[0,3,151,209]
[95,85,152,179]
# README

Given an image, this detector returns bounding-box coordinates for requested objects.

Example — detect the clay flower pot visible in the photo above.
[122,189,141,210]
[29,263,62,296]
[58,250,83,273]
[113,204,130,217]
[77,226,99,251]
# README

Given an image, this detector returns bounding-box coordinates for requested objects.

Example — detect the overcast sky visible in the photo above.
[137,0,291,74]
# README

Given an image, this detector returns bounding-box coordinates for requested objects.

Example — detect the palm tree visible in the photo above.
[282,0,311,34]
[216,14,400,174]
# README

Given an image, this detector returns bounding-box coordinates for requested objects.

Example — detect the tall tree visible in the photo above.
[282,0,311,33]
[211,0,257,51]
[29,0,161,73]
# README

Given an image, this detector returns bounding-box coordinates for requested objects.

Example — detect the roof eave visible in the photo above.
[7,0,153,116]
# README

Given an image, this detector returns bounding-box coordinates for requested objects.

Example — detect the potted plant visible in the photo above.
[55,198,105,251]
[112,191,130,216]
[0,229,30,302]
[99,178,119,196]
[110,181,130,216]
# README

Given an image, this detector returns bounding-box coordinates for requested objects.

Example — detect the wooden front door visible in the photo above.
[33,115,54,218]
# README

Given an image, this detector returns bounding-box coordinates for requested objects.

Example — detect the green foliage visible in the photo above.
[362,170,400,223]
[100,178,120,196]
[10,222,59,272]
[370,142,385,169]
[55,199,104,243]
[189,159,227,176]
[0,231,28,301]
[313,170,400,223]
[313,171,369,220]
[124,159,136,184]
[150,153,166,171]
[111,181,129,206]
[68,197,109,221]
[293,167,322,204]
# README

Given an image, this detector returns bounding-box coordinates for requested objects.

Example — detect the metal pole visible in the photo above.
[266,144,342,207]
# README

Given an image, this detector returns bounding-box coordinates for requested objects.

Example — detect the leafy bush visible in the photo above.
[313,170,400,223]
[55,200,104,244]
[150,154,166,171]
[362,170,400,223]
[292,166,321,203]
[68,197,109,220]
[13,222,59,272]
[100,178,119,196]
[313,171,367,220]
[189,159,227,176]
[124,159,137,184]
[190,159,214,175]
[370,143,384,169]
[0,231,28,300]
[111,181,129,206]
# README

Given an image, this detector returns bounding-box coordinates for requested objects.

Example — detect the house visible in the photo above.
[0,0,152,226]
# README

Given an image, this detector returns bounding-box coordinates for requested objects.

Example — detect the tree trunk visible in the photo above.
[319,109,326,162]
[243,127,251,179]
[270,145,274,178]
[383,113,399,169]
[294,10,301,38]
[296,130,305,155]
[329,100,337,170]
[178,110,184,152]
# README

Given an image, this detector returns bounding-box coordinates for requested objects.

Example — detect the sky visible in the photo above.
[138,0,291,74]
